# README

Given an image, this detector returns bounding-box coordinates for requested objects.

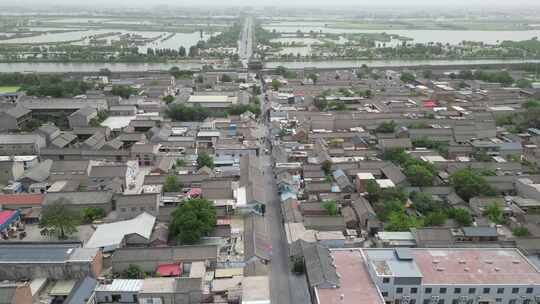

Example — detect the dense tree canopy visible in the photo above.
[170,198,217,244]
[450,168,496,201]
[40,199,80,239]
[375,120,397,133]
[163,175,182,192]
[400,72,416,83]
[111,85,138,99]
[197,152,214,169]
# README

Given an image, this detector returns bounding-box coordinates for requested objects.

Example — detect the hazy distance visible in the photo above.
[3,0,540,8]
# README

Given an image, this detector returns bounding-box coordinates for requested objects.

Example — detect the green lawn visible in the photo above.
[0,86,20,94]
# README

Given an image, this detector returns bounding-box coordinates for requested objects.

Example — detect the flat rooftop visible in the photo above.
[188,95,231,103]
[0,244,91,263]
[316,249,383,304]
[412,248,540,285]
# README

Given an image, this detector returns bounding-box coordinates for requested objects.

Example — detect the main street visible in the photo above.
[238,16,253,68]
[257,78,312,304]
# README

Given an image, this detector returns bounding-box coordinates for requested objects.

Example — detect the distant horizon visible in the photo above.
[2,0,540,10]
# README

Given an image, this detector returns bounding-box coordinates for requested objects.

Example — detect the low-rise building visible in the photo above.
[0,243,102,281]
[314,248,540,304]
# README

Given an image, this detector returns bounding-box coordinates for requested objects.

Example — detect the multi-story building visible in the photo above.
[314,248,540,304]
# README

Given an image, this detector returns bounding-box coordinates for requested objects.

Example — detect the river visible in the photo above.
[265,59,540,69]
[263,23,540,45]
[0,59,539,72]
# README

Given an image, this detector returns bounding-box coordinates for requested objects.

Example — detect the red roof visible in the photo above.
[187,188,202,198]
[217,218,231,225]
[0,210,17,225]
[156,263,182,277]
[0,194,44,206]
[423,100,437,108]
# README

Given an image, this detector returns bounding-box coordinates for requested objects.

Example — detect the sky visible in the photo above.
[3,0,540,8]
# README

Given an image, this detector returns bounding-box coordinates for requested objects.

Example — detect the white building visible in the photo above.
[315,248,540,304]
[186,95,237,109]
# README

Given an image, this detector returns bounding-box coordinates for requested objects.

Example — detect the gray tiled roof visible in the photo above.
[44,191,113,206]
[303,243,340,287]
[4,105,30,118]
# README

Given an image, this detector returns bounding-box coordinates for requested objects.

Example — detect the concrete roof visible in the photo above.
[0,134,43,145]
[44,191,113,206]
[112,245,218,263]
[85,212,155,251]
[51,160,90,173]
[3,105,30,119]
[317,249,384,304]
[70,107,97,117]
[188,95,229,103]
[0,244,96,263]
[139,278,176,293]
[412,248,540,285]
[19,159,52,182]
[95,279,143,292]
[51,132,77,148]
[242,276,270,304]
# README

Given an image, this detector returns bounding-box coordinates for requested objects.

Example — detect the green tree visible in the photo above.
[365,179,381,202]
[178,47,186,57]
[410,192,440,214]
[98,68,112,77]
[197,152,214,169]
[380,187,408,204]
[163,175,182,192]
[382,148,409,164]
[123,264,145,279]
[404,164,434,186]
[524,100,540,109]
[334,101,347,111]
[424,211,448,226]
[81,207,106,223]
[271,79,281,91]
[321,160,332,175]
[377,200,405,222]
[313,97,328,111]
[228,104,261,117]
[252,85,261,95]
[175,159,186,167]
[169,67,194,79]
[385,212,423,231]
[111,85,137,99]
[40,199,80,239]
[165,104,213,121]
[291,256,305,274]
[448,208,473,227]
[307,73,318,84]
[376,120,397,133]
[220,74,233,82]
[450,169,496,202]
[516,78,533,89]
[170,198,217,244]
[400,72,416,83]
[473,150,492,162]
[322,200,338,216]
[162,95,175,104]
[423,69,433,79]
[512,226,530,237]
[483,202,505,224]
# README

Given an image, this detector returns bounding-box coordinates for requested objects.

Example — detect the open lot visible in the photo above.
[0,86,20,93]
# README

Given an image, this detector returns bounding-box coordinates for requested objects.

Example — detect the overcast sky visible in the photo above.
[4,0,540,8]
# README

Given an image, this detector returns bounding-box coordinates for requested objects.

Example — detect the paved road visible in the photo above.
[238,16,253,68]
[257,79,311,304]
